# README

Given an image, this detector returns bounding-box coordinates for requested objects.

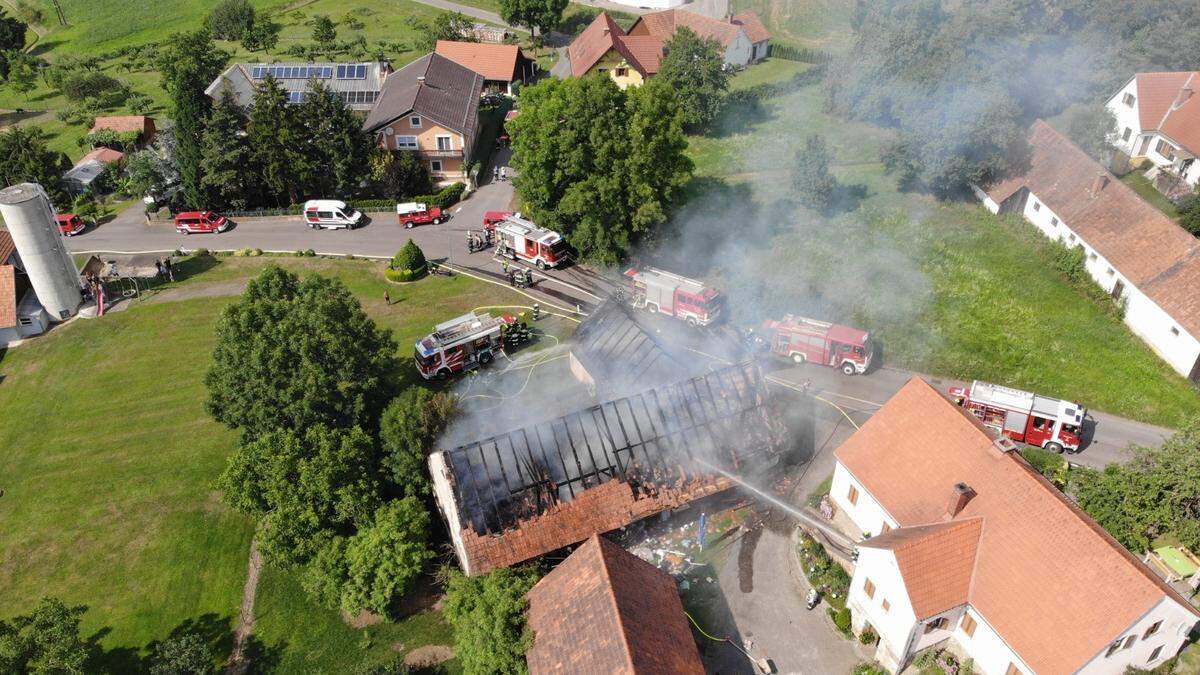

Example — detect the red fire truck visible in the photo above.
[760,315,873,375]
[949,381,1086,453]
[494,215,569,269]
[624,267,722,326]
[415,312,516,380]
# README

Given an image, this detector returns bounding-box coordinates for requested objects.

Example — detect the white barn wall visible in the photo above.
[848,547,919,672]
[830,462,898,537]
[1017,191,1200,379]
[1077,596,1199,673]
[1106,77,1143,156]
[723,31,753,67]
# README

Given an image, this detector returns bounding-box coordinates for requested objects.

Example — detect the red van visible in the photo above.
[55,213,87,236]
[175,211,230,234]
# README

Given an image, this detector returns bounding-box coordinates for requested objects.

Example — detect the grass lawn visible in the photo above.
[729,0,853,51]
[1120,171,1181,219]
[681,61,1200,427]
[0,255,571,671]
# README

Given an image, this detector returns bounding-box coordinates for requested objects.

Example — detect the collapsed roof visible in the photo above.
[430,360,785,575]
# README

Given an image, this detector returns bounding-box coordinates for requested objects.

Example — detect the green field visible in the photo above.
[685,60,1200,427]
[0,255,572,671]
[730,0,853,50]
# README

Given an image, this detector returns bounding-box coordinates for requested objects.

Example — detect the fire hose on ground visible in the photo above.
[684,611,772,674]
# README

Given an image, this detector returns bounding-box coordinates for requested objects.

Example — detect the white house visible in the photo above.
[973,120,1200,381]
[627,8,767,67]
[831,378,1200,674]
[1105,72,1200,189]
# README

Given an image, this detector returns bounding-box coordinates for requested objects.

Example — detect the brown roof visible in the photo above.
[435,40,523,82]
[77,147,124,165]
[0,265,15,329]
[983,120,1200,337]
[859,518,982,620]
[0,229,14,264]
[836,378,1200,673]
[1132,72,1200,156]
[526,534,705,675]
[568,12,661,79]
[628,9,742,47]
[90,115,153,135]
[363,53,483,146]
[731,12,771,43]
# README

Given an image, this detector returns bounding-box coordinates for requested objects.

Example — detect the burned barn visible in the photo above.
[429,361,786,575]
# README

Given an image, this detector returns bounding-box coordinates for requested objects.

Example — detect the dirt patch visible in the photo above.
[341,608,384,629]
[391,642,405,653]
[404,645,454,668]
[146,280,249,304]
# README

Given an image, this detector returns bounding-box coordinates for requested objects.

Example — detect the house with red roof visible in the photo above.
[628,8,769,67]
[1106,72,1200,191]
[554,13,663,90]
[973,120,1200,381]
[525,534,705,674]
[831,378,1200,674]
[434,40,534,95]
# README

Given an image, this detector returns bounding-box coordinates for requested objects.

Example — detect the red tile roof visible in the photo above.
[90,115,154,136]
[435,40,523,82]
[983,120,1200,338]
[859,518,982,620]
[77,147,125,165]
[836,378,1200,673]
[568,12,662,78]
[526,534,705,675]
[731,12,771,43]
[0,264,15,329]
[629,9,741,47]
[1132,72,1200,156]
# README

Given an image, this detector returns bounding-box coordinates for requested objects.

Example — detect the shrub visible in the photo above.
[1179,193,1200,236]
[859,625,877,645]
[829,607,852,636]
[206,0,258,41]
[194,248,210,257]
[853,663,888,675]
[60,71,128,103]
[389,239,427,281]
[305,249,316,257]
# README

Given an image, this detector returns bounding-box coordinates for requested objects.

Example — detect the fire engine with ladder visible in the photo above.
[493,215,569,269]
[624,267,723,326]
[949,381,1086,453]
[758,315,873,375]
[414,311,530,380]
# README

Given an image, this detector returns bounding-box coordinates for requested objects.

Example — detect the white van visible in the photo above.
[302,199,363,230]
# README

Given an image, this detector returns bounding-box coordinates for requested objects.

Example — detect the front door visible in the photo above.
[1137,136,1152,156]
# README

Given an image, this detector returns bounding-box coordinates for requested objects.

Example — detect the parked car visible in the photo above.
[303,199,363,230]
[55,213,87,236]
[174,210,230,234]
[396,202,445,228]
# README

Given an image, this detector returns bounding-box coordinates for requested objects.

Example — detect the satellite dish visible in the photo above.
[384,127,395,135]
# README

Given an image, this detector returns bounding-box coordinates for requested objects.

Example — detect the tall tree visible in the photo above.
[149,633,214,675]
[0,126,71,207]
[655,27,728,130]
[369,148,431,200]
[199,90,254,209]
[1060,102,1117,164]
[340,498,435,617]
[242,17,281,52]
[0,8,27,52]
[379,388,458,498]
[246,76,308,205]
[792,135,837,213]
[218,424,382,566]
[623,78,692,246]
[205,0,257,41]
[297,81,372,197]
[204,265,400,441]
[311,15,336,51]
[498,0,568,38]
[0,597,89,674]
[159,30,229,208]
[443,566,541,675]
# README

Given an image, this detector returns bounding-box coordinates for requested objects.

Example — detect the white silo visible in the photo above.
[0,183,81,321]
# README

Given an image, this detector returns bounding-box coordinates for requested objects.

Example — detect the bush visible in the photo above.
[1179,193,1200,236]
[194,248,210,257]
[60,71,129,103]
[1020,446,1070,487]
[384,267,423,283]
[853,663,888,675]
[389,239,427,281]
[770,44,831,63]
[206,0,258,41]
[859,625,877,645]
[829,606,851,636]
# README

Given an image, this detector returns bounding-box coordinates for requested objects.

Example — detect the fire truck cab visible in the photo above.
[949,380,1086,453]
[494,215,569,269]
[415,312,515,380]
[624,267,722,326]
[761,315,873,375]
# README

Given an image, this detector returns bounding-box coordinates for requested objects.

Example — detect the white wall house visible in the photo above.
[830,379,1200,674]
[974,120,1200,381]
[1105,72,1200,188]
[627,9,765,68]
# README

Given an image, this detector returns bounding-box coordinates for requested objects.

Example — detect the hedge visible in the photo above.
[770,44,832,63]
[385,266,426,282]
[216,183,468,219]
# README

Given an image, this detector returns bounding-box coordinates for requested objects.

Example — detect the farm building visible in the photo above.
[974,120,1200,381]
[1106,72,1200,195]
[627,8,769,67]
[554,13,663,90]
[525,534,705,674]
[63,147,123,195]
[205,61,392,110]
[434,40,534,94]
[830,378,1200,674]
[428,361,786,576]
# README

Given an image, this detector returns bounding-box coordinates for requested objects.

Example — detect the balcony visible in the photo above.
[418,149,462,158]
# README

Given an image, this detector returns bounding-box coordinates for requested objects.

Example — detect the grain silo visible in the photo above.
[0,183,81,321]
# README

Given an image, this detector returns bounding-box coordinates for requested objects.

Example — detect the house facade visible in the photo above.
[831,379,1200,674]
[557,13,662,90]
[362,53,483,185]
[974,121,1200,381]
[205,61,391,110]
[628,8,767,67]
[1105,72,1200,189]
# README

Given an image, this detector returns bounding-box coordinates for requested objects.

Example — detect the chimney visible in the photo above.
[1091,172,1109,196]
[991,436,1018,455]
[945,483,976,519]
[1171,84,1193,111]
[417,75,426,84]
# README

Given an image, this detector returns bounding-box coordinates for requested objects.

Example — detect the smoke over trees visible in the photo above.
[826,0,1200,196]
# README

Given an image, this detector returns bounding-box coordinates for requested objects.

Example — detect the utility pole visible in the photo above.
[51,0,67,26]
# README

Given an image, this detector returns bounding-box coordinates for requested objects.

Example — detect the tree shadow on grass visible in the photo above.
[243,635,285,675]
[85,612,252,674]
